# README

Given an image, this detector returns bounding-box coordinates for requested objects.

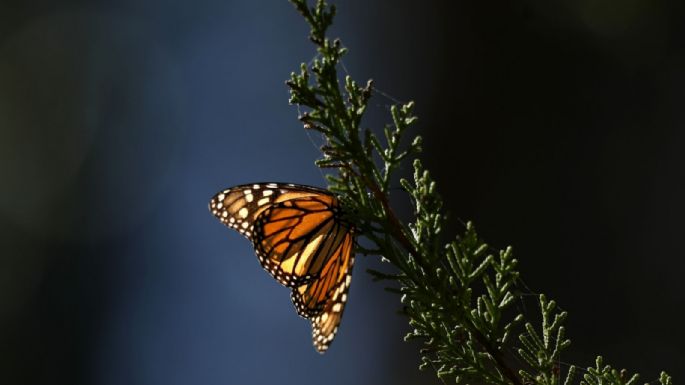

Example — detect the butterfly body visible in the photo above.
[209,183,355,353]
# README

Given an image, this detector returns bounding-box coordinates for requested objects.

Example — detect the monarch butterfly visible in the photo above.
[208,182,355,353]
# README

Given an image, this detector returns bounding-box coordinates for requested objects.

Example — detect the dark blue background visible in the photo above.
[1,0,683,384]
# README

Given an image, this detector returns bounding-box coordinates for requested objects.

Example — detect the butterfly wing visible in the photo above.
[209,182,355,352]
[209,183,328,240]
[255,200,355,353]
[294,230,354,353]
[209,183,336,286]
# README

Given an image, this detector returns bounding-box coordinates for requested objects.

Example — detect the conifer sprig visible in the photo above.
[286,1,672,384]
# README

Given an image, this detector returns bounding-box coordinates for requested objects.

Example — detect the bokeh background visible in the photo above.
[1,0,683,384]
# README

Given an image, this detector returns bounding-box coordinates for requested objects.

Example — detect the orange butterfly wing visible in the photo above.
[209,183,355,352]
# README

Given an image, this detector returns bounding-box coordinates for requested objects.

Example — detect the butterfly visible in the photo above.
[208,182,355,353]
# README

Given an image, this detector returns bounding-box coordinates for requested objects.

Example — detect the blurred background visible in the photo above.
[1,0,683,384]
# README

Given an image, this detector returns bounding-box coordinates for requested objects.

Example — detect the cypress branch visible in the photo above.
[286,1,672,384]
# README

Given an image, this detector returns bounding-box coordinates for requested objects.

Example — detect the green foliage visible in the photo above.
[517,295,573,385]
[286,1,672,384]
